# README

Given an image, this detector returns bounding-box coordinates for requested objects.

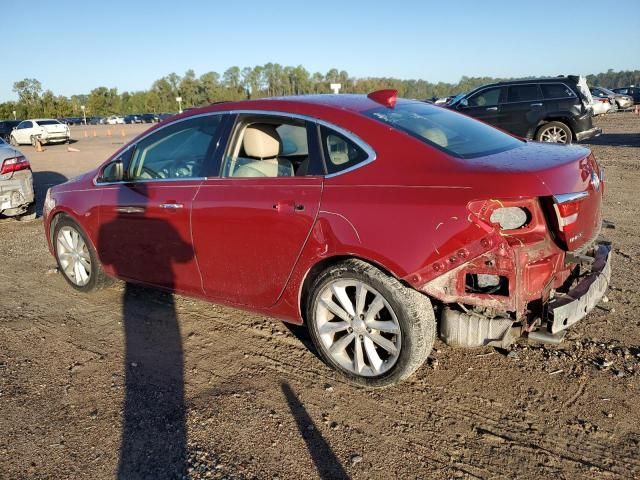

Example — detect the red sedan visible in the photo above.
[43,90,611,386]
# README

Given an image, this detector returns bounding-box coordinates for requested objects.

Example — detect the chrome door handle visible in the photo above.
[160,203,184,209]
[530,103,543,107]
[486,106,498,111]
[114,206,145,214]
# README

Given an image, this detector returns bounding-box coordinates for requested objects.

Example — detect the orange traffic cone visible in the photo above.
[635,105,639,116]
[107,129,112,137]
[120,128,125,137]
[35,138,44,152]
[93,130,97,137]
[83,130,88,138]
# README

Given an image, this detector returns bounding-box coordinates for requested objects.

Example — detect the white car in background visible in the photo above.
[591,96,614,116]
[9,119,70,147]
[105,115,125,125]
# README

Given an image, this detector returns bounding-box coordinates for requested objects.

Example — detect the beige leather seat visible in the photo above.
[233,124,294,177]
[415,126,449,147]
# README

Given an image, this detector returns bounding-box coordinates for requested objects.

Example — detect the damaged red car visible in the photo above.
[43,90,611,386]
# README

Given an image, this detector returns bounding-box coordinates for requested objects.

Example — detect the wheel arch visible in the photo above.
[535,117,576,141]
[298,254,411,324]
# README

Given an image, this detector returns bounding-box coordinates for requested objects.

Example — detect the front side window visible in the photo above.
[222,117,319,178]
[128,115,222,181]
[320,126,369,175]
[467,87,501,107]
[541,83,576,99]
[507,85,541,102]
[364,101,523,159]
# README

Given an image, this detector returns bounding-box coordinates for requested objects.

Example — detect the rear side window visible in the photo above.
[507,85,541,102]
[541,83,576,99]
[38,120,61,126]
[319,126,369,175]
[364,101,522,159]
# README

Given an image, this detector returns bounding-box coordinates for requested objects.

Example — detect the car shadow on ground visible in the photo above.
[281,382,348,479]
[283,322,323,362]
[31,171,68,215]
[582,133,640,148]
[98,183,192,478]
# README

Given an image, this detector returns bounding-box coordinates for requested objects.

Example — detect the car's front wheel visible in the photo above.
[53,216,112,292]
[307,259,435,387]
[536,121,572,144]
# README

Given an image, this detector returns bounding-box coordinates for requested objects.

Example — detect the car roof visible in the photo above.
[186,94,422,118]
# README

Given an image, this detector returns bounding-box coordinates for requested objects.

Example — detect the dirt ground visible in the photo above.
[1,116,639,480]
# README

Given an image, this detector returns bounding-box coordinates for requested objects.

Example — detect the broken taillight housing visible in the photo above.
[552,192,588,242]
[0,156,30,175]
[489,207,529,230]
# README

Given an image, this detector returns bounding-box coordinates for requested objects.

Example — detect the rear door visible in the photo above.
[191,114,324,307]
[500,83,544,137]
[457,86,504,128]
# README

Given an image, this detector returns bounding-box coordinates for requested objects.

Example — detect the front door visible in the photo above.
[457,86,504,128]
[95,114,226,293]
[191,115,324,307]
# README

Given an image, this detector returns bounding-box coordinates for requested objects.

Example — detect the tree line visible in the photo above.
[2,65,639,120]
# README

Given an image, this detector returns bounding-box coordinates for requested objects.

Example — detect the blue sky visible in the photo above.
[2,0,639,101]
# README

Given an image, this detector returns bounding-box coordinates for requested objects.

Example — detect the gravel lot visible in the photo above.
[1,115,639,479]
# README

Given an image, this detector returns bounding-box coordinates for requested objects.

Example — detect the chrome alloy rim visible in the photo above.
[539,126,568,143]
[315,280,401,377]
[56,226,92,286]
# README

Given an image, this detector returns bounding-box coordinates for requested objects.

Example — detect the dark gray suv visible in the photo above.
[446,76,601,144]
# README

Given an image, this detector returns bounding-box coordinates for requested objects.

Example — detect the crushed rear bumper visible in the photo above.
[576,127,602,142]
[547,242,612,334]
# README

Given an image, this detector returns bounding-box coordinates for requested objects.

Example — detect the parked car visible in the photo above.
[124,114,143,124]
[105,116,125,125]
[43,90,609,386]
[0,138,35,220]
[0,120,21,142]
[88,116,105,125]
[158,112,175,122]
[591,96,614,116]
[140,113,159,123]
[62,117,86,126]
[591,87,633,110]
[611,86,640,104]
[446,76,601,144]
[9,119,70,146]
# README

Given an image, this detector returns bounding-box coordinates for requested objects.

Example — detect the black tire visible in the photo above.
[9,135,17,146]
[306,259,435,387]
[31,136,37,148]
[535,121,572,144]
[52,215,113,292]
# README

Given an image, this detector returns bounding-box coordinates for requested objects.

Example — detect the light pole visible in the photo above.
[80,105,86,125]
[176,96,183,114]
[12,110,16,120]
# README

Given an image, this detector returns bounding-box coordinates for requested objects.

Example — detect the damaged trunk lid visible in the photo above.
[464,141,603,252]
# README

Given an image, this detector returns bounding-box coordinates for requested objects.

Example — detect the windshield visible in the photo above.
[363,101,522,159]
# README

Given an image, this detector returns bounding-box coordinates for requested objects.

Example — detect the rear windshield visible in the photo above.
[38,120,61,126]
[363,102,522,159]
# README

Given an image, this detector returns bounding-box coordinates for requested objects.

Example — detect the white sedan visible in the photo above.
[9,119,70,146]
[105,115,125,125]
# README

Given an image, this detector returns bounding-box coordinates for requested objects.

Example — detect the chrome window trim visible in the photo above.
[92,111,227,186]
[553,191,589,204]
[226,109,377,178]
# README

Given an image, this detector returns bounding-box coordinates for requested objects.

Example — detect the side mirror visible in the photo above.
[99,159,124,183]
[458,98,469,108]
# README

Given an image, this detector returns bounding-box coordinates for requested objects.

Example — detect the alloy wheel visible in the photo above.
[56,226,92,286]
[314,279,402,377]
[539,126,568,143]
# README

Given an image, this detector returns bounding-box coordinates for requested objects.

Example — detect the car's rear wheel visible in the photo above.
[536,121,572,144]
[9,135,17,146]
[307,259,435,387]
[53,216,112,292]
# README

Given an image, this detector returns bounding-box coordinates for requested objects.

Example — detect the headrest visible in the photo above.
[417,127,448,147]
[243,124,281,159]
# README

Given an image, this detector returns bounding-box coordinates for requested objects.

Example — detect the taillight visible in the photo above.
[0,155,30,175]
[552,191,588,240]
